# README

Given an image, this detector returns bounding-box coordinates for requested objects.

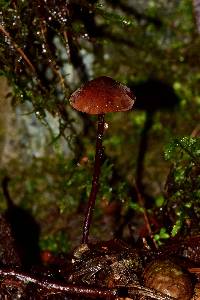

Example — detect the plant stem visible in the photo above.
[82,114,105,244]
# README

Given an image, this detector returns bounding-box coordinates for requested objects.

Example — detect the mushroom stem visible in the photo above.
[82,113,105,244]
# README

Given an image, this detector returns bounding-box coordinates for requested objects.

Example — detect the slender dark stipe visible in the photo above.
[82,113,105,243]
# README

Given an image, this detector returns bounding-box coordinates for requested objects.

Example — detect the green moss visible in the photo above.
[40,230,70,253]
[164,137,200,236]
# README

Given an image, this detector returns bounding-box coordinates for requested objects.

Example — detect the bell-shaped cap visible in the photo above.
[69,76,135,114]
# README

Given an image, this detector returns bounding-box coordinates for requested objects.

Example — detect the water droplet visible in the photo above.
[17,56,22,62]
[36,111,39,115]
[82,33,89,39]
[99,154,104,162]
[122,19,131,25]
[42,43,47,53]
[104,123,108,130]
[4,36,10,45]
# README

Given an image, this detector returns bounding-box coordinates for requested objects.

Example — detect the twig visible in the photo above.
[0,267,175,299]
[0,268,117,299]
[188,267,200,274]
[135,183,158,249]
[0,24,36,73]
[39,20,67,92]
[191,124,200,137]
[103,0,162,28]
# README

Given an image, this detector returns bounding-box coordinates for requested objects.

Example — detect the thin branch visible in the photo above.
[191,124,200,137]
[188,267,200,274]
[0,268,175,299]
[39,20,68,92]
[135,183,158,250]
[0,25,49,96]
[0,268,117,299]
[0,25,36,73]
[105,0,162,28]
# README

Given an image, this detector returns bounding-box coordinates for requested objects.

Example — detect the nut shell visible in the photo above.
[143,259,193,299]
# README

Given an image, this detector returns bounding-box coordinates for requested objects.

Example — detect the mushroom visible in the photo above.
[69,76,135,243]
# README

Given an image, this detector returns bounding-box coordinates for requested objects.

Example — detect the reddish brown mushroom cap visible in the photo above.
[69,76,135,114]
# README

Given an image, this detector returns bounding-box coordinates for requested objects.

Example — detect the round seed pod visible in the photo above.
[142,259,193,299]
